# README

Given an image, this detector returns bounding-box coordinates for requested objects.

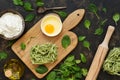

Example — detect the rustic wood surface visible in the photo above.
[0,0,120,80]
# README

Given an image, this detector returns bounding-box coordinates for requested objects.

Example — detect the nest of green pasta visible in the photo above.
[30,43,58,64]
[103,47,120,76]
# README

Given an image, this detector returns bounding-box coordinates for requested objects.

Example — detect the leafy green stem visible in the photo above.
[95,12,100,20]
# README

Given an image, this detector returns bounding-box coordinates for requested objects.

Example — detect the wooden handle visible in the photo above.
[85,25,115,80]
[101,25,115,47]
[63,9,85,31]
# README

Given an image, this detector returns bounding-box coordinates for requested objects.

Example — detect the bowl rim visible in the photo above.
[40,13,63,37]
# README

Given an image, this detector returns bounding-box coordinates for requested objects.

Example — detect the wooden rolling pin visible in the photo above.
[85,25,115,80]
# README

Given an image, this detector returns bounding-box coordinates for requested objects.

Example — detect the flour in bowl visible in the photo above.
[0,12,24,38]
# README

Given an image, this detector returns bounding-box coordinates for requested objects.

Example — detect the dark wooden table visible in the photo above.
[0,0,120,80]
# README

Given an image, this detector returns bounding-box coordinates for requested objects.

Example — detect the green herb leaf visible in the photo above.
[31,78,36,80]
[84,19,91,29]
[75,60,81,64]
[35,65,48,74]
[94,27,103,35]
[74,72,83,79]
[25,13,35,22]
[88,3,100,19]
[47,71,56,80]
[112,13,120,26]
[80,53,87,63]
[83,40,90,50]
[99,19,108,26]
[46,54,88,80]
[54,11,67,18]
[81,68,88,76]
[78,36,86,41]
[65,55,75,62]
[36,0,44,7]
[23,2,34,11]
[7,40,15,47]
[102,7,107,13]
[0,51,8,61]
[13,0,23,6]
[20,42,26,50]
[61,35,71,49]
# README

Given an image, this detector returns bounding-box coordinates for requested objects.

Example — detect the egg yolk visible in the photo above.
[45,24,54,34]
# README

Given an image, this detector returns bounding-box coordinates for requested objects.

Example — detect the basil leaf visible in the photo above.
[74,72,83,79]
[25,13,35,22]
[36,2,44,7]
[35,65,48,74]
[83,40,90,50]
[75,60,81,64]
[36,0,44,7]
[20,42,26,50]
[65,55,75,62]
[31,78,36,80]
[61,35,71,49]
[47,71,56,80]
[88,3,97,13]
[13,0,23,6]
[78,36,86,41]
[84,19,91,29]
[113,13,120,26]
[80,53,87,63]
[81,68,88,76]
[102,7,107,13]
[88,3,100,19]
[23,2,34,11]
[94,27,103,35]
[0,51,8,61]
[54,11,67,18]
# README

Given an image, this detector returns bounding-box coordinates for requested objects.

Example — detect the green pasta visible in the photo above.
[103,47,120,76]
[30,43,57,64]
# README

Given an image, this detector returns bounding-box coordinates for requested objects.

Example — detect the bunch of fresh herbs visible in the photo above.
[46,54,88,80]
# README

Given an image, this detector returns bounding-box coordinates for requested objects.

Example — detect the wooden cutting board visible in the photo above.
[12,9,85,78]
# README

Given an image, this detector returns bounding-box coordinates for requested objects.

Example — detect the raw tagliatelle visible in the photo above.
[103,47,120,76]
[30,43,57,64]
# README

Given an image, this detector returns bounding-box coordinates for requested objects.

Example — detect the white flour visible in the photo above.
[0,12,23,38]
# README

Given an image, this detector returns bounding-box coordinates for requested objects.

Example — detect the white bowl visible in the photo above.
[40,13,62,37]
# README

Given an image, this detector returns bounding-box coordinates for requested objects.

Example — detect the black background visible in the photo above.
[0,0,120,80]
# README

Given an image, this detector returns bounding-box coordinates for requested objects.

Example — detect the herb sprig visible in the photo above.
[88,3,100,19]
[84,19,91,29]
[46,55,88,80]
[112,13,120,26]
